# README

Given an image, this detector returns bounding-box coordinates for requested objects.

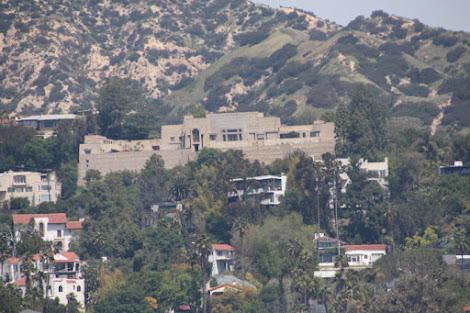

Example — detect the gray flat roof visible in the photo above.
[18,114,76,121]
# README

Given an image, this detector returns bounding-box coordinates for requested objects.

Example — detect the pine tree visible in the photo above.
[345,84,386,160]
[334,103,350,157]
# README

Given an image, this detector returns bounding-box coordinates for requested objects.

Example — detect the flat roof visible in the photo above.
[18,114,76,121]
[231,175,284,182]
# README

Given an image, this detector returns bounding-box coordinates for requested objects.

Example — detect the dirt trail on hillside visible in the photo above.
[430,96,452,135]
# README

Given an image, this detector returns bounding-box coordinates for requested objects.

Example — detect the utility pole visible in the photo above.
[315,175,320,229]
[333,169,340,255]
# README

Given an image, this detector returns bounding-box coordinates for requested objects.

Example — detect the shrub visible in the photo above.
[309,29,327,41]
[269,44,297,72]
[128,52,140,62]
[279,78,303,95]
[418,68,441,84]
[337,34,358,45]
[433,35,459,47]
[346,16,365,30]
[442,96,470,127]
[390,101,440,125]
[398,83,430,97]
[413,19,425,32]
[188,24,204,36]
[371,10,389,18]
[446,47,467,63]
[203,84,230,111]
[391,25,407,39]
[233,24,271,46]
[49,83,66,103]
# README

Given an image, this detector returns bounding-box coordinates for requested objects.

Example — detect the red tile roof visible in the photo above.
[13,213,67,225]
[178,305,191,311]
[32,254,42,261]
[65,221,83,230]
[208,283,242,292]
[13,277,27,286]
[464,305,470,312]
[212,244,235,251]
[344,244,387,251]
[54,251,80,262]
[7,257,21,264]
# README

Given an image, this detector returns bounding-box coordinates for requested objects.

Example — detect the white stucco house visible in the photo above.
[12,213,83,251]
[5,251,85,310]
[344,244,387,266]
[229,174,287,205]
[337,157,389,192]
[208,244,235,277]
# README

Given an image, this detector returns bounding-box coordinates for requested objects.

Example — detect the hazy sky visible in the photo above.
[250,0,470,33]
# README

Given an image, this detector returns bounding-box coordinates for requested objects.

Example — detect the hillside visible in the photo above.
[1,0,469,129]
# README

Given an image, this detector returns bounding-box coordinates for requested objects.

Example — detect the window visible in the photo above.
[40,195,51,201]
[57,230,62,238]
[77,286,81,292]
[13,175,26,184]
[43,121,56,128]
[25,186,32,192]
[152,146,160,151]
[39,223,45,236]
[257,134,264,140]
[303,132,306,138]
[41,175,48,182]
[58,286,63,292]
[40,185,50,191]
[210,134,217,141]
[310,131,320,137]
[170,137,175,142]
[379,170,387,178]
[227,134,238,141]
[7,187,14,193]
[84,149,91,154]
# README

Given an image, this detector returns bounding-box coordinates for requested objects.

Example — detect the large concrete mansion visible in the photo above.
[78,112,335,184]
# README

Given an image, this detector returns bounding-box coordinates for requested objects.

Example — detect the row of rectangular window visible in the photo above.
[7,186,51,192]
[169,130,320,143]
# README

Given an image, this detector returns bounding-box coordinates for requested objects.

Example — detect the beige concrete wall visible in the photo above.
[78,150,197,186]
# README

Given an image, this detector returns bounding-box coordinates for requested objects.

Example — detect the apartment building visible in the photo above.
[0,171,61,206]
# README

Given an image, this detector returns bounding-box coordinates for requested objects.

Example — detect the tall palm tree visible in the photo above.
[41,246,55,300]
[21,259,35,295]
[232,217,248,275]
[192,233,211,313]
[183,248,200,312]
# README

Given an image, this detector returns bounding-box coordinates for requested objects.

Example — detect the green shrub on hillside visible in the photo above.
[234,24,271,46]
[446,46,467,62]
[390,101,440,125]
[398,83,430,97]
[433,35,459,48]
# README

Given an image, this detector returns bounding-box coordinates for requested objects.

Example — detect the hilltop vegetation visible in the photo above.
[1,1,470,131]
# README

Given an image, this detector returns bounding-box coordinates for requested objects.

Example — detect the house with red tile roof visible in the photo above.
[12,213,83,252]
[208,244,235,277]
[3,251,86,310]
